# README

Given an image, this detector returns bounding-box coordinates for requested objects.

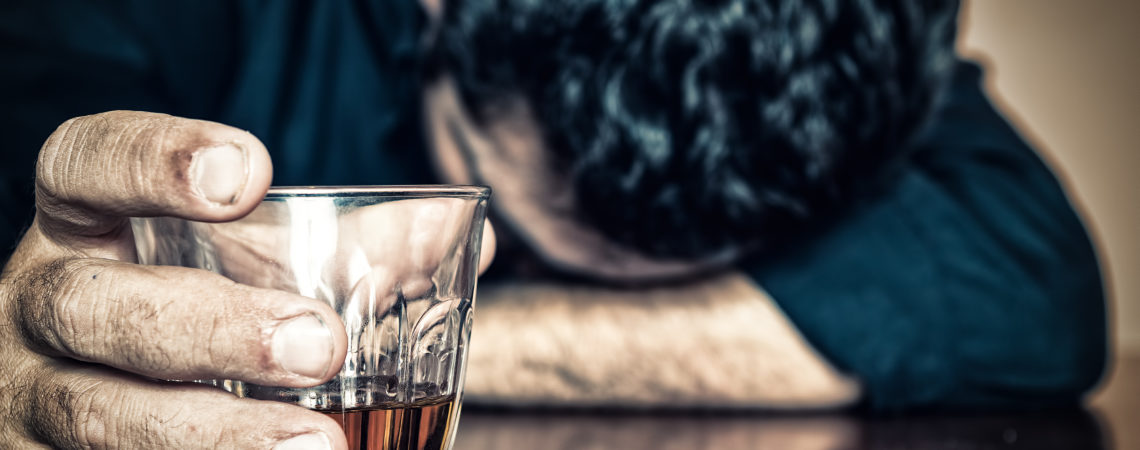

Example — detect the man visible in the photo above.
[0,1,1105,448]
[422,0,1104,411]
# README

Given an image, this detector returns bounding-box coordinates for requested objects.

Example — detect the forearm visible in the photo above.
[463,272,860,409]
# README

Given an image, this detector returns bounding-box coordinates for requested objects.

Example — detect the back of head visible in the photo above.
[428,0,960,261]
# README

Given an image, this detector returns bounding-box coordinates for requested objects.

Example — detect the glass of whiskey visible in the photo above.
[132,185,491,450]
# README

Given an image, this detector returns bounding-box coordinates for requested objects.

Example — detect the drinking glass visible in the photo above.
[131,185,491,450]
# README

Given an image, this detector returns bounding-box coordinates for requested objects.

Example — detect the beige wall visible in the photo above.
[958,1,1140,353]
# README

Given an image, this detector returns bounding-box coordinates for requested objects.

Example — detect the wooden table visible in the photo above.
[453,354,1138,449]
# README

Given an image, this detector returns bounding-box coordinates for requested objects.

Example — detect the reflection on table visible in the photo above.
[453,407,1104,450]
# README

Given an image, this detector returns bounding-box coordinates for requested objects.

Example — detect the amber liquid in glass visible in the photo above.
[323,395,458,450]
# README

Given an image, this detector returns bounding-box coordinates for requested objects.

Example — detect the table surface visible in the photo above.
[453,354,1139,450]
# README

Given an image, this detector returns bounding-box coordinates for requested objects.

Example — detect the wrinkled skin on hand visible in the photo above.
[0,111,491,449]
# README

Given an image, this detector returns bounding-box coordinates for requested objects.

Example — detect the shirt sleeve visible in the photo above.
[746,61,1107,411]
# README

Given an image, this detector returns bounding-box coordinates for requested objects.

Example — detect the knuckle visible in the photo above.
[70,382,114,449]
[13,258,78,354]
[141,400,197,448]
[34,111,175,211]
[35,116,84,203]
[200,313,239,374]
[194,281,260,374]
[25,371,223,450]
[35,113,126,197]
[91,266,178,373]
[102,298,175,374]
[49,260,104,355]
[25,372,112,449]
[14,259,115,359]
[51,260,105,340]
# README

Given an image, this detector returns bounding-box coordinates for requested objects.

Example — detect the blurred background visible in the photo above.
[957,0,1139,435]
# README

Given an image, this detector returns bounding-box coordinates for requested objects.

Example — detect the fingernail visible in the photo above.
[274,432,332,450]
[192,143,248,205]
[272,315,335,379]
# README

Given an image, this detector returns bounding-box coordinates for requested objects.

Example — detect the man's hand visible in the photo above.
[0,111,351,449]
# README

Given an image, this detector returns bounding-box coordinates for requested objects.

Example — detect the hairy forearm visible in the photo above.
[463,272,861,409]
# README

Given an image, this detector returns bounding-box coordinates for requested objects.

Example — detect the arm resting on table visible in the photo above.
[463,272,861,409]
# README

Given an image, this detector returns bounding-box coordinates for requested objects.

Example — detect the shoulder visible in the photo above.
[742,59,1107,410]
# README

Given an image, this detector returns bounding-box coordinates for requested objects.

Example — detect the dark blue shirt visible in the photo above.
[0,0,1106,411]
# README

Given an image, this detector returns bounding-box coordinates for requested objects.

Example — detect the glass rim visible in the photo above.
[264,185,491,199]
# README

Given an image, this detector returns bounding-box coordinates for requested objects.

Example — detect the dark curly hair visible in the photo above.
[427,0,960,260]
